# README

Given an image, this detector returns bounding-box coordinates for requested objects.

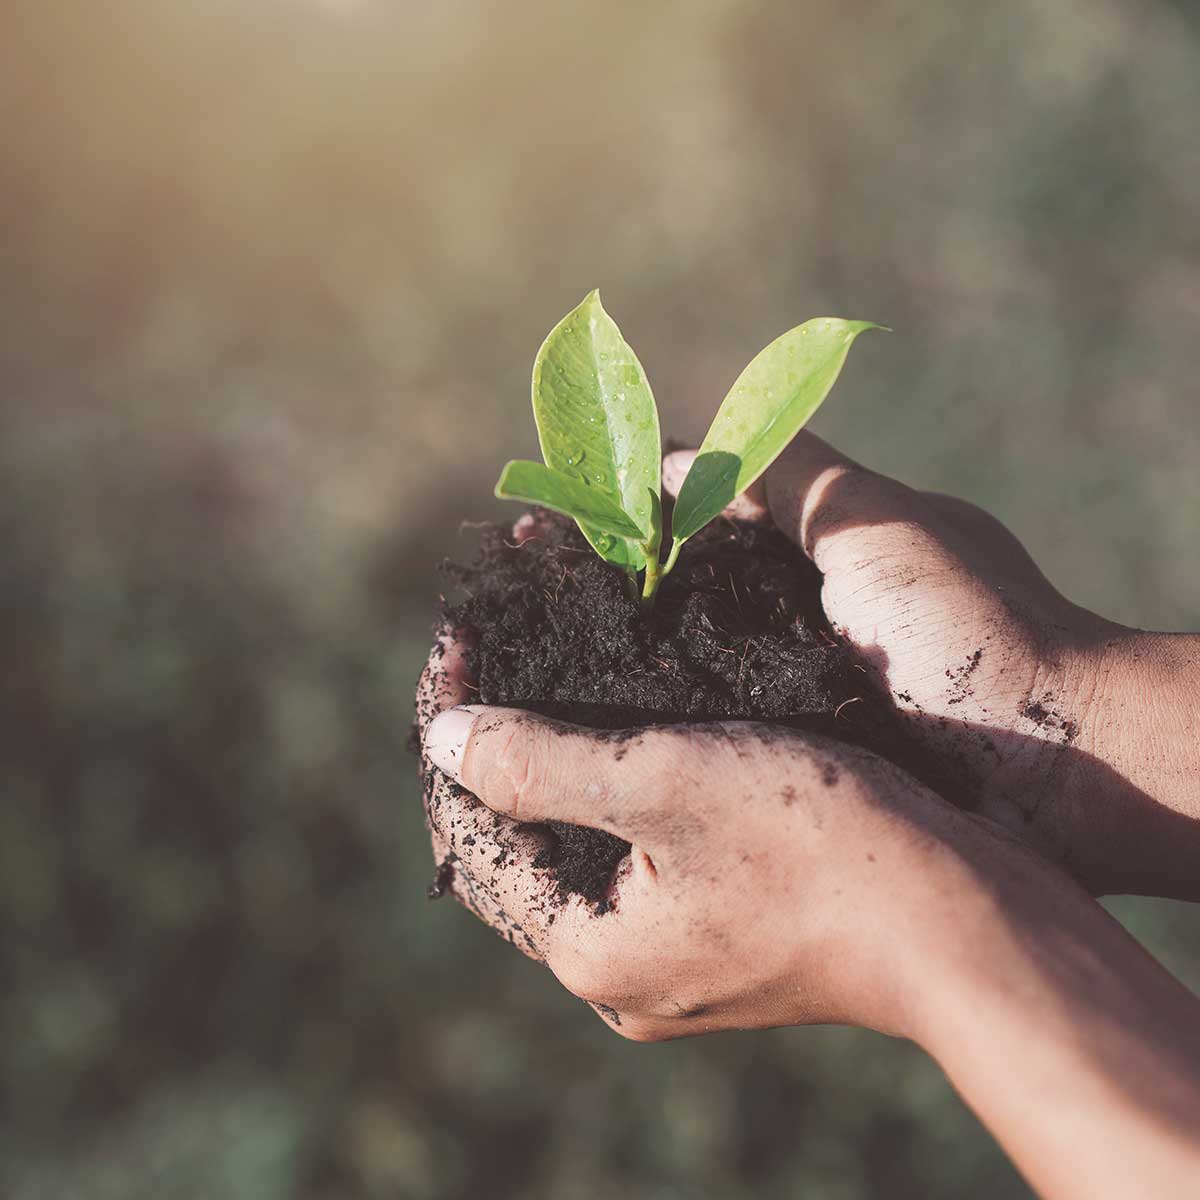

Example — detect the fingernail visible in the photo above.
[424,705,482,780]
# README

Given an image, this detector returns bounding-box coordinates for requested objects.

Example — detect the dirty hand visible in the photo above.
[420,690,1044,1042]
[418,686,1200,1200]
[664,435,1200,899]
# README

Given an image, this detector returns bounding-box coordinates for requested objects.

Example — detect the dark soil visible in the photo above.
[432,508,931,911]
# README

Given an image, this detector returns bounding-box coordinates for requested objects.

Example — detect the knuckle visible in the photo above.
[637,733,684,785]
[643,725,705,778]
[804,466,913,545]
[551,945,608,1001]
[490,722,542,817]
[836,462,900,502]
[553,940,644,1010]
[620,730,711,817]
[612,1018,665,1044]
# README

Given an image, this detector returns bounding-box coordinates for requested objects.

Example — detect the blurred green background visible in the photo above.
[2,2,1198,1197]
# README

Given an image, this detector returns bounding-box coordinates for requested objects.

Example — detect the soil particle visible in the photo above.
[532,822,627,915]
[1021,693,1080,743]
[945,648,984,706]
[434,509,935,911]
[427,854,457,900]
[588,1000,622,1026]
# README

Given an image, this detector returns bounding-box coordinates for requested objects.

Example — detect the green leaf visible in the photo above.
[532,290,661,564]
[646,486,663,552]
[495,461,645,540]
[597,536,646,572]
[671,318,885,543]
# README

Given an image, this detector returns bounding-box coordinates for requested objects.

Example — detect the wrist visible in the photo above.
[894,828,1092,1052]
[893,819,1200,1200]
[876,820,1052,1046]
[1087,629,1200,788]
[1072,629,1200,898]
[844,806,1072,1043]
[991,620,1200,899]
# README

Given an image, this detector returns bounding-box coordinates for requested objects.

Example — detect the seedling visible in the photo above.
[495,290,884,609]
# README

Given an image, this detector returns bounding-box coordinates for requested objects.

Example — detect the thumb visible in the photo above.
[662,449,771,522]
[422,705,656,839]
[763,431,921,572]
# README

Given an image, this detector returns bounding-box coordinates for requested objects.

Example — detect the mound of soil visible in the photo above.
[431,508,931,911]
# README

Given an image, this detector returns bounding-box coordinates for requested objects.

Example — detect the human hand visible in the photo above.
[418,662,1200,1200]
[420,692,1039,1042]
[664,434,1200,899]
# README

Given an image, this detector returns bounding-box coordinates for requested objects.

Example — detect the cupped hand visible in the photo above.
[420,694,1028,1042]
[414,506,1014,1040]
[415,510,575,953]
[664,434,1199,898]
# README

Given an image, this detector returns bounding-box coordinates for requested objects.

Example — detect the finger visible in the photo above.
[423,708,844,860]
[424,705,724,849]
[427,752,656,960]
[424,755,563,960]
[424,705,643,834]
[662,450,770,523]
[419,635,601,958]
[660,449,696,500]
[418,629,550,949]
[763,431,927,572]
[415,629,475,742]
[920,491,1055,593]
[513,510,553,545]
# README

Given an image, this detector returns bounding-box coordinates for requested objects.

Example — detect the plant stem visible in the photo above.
[640,550,661,609]
[639,488,667,612]
[640,537,683,611]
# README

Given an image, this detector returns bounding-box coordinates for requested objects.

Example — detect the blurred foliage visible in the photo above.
[1,1,1198,1197]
